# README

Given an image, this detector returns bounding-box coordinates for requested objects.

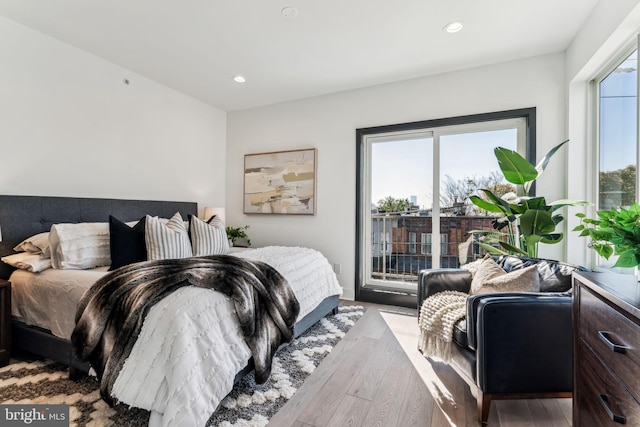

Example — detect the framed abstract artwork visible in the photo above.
[244,148,317,215]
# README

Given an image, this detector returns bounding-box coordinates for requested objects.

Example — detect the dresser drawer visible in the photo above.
[576,340,640,426]
[579,286,640,398]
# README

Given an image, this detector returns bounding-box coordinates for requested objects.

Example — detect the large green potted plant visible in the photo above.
[574,203,640,268]
[469,140,587,258]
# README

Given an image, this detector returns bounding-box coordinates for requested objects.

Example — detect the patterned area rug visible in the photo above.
[0,305,363,427]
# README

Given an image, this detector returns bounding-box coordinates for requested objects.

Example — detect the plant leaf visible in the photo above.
[538,233,564,244]
[479,190,513,212]
[477,242,508,255]
[550,199,590,210]
[525,140,569,194]
[520,210,556,236]
[612,249,640,268]
[498,242,527,256]
[494,147,538,187]
[468,195,505,214]
[592,243,613,259]
[518,196,548,211]
[534,140,568,177]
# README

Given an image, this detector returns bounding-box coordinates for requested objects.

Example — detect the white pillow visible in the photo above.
[145,212,193,260]
[49,222,111,270]
[2,252,52,273]
[14,232,51,258]
[470,257,541,295]
[189,215,230,256]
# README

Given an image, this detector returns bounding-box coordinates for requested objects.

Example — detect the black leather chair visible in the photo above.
[417,255,587,424]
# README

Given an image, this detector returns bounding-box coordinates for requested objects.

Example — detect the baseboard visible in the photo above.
[356,287,417,308]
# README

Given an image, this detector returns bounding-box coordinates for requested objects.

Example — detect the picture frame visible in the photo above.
[244,148,317,215]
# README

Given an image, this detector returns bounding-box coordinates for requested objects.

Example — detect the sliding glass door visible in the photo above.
[357,111,530,298]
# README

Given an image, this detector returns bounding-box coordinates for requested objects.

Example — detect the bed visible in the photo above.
[0,195,342,426]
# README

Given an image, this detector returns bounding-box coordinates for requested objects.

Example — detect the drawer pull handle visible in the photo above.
[598,394,626,424]
[598,331,629,354]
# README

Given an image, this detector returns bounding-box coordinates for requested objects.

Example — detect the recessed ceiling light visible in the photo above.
[233,75,246,83]
[281,7,298,17]
[444,21,464,33]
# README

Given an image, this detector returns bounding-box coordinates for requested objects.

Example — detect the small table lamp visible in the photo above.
[203,207,226,224]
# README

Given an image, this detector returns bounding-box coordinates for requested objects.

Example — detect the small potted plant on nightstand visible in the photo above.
[226,225,251,247]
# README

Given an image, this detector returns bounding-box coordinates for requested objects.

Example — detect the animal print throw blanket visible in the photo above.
[71,255,300,405]
[418,291,467,362]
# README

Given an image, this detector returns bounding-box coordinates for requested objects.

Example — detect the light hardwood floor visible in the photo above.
[269,301,572,427]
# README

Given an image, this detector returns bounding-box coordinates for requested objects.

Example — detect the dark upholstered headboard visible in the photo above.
[0,195,198,279]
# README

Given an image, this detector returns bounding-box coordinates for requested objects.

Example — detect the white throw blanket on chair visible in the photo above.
[418,290,468,362]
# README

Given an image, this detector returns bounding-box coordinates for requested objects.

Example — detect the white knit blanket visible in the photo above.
[418,291,468,362]
[112,246,343,427]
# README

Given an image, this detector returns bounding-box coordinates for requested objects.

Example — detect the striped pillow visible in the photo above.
[189,215,230,256]
[145,212,193,260]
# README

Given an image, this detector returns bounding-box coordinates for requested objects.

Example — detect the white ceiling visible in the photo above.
[0,0,600,112]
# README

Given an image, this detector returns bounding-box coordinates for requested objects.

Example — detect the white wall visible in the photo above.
[0,17,227,214]
[228,53,567,300]
[565,0,640,267]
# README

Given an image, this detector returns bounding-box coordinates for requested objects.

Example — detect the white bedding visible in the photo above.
[13,246,342,427]
[113,246,342,427]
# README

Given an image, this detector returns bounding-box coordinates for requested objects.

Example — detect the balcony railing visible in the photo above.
[370,212,496,283]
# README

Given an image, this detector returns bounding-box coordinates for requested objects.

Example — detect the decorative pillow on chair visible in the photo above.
[470,257,540,295]
[469,257,504,293]
[496,255,586,293]
[145,212,193,260]
[460,254,491,278]
[109,215,147,270]
[189,215,230,256]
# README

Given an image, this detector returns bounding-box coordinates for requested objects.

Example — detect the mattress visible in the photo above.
[10,266,109,339]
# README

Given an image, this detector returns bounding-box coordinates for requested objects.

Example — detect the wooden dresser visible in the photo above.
[573,272,640,426]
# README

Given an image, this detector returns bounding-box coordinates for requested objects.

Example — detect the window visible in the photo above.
[596,49,638,210]
[441,234,449,255]
[409,232,417,254]
[356,109,534,304]
[421,233,448,255]
[421,233,430,254]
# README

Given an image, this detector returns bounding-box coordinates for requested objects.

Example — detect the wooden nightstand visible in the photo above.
[0,279,10,366]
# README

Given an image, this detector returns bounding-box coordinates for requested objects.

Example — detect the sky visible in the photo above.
[371,128,517,210]
[600,49,637,173]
